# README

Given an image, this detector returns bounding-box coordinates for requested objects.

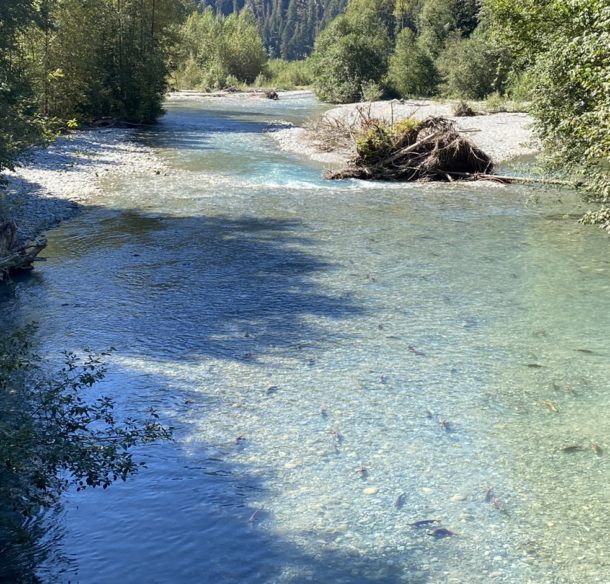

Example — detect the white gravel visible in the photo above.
[271,98,539,167]
[0,128,166,243]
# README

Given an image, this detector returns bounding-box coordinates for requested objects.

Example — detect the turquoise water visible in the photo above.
[3,93,610,583]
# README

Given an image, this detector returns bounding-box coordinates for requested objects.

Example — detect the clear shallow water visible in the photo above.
[2,93,610,583]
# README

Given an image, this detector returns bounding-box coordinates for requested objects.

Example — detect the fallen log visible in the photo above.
[444,172,578,187]
[0,239,47,274]
[0,220,17,256]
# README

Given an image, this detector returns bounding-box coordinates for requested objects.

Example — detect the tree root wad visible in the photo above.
[325,116,494,182]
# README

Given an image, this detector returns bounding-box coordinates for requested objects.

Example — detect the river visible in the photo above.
[2,93,610,583]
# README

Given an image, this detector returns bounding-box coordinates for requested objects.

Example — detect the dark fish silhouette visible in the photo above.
[408,345,427,357]
[439,418,452,432]
[430,528,456,539]
[394,492,407,509]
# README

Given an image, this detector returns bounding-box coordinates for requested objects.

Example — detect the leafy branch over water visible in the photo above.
[0,326,172,575]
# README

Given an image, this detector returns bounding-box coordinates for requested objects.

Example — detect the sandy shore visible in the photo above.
[271,98,538,167]
[0,128,166,244]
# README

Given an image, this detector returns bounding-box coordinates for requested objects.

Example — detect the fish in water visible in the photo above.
[430,528,456,539]
[526,363,545,369]
[408,345,427,357]
[394,492,407,509]
[266,386,279,395]
[576,348,596,355]
[561,445,584,454]
[331,429,343,446]
[591,442,603,455]
[484,488,494,503]
[439,418,452,432]
[542,400,559,412]
[357,464,368,478]
[410,519,438,528]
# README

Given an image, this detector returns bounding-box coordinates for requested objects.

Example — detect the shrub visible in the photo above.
[437,32,507,99]
[485,91,507,113]
[261,59,312,90]
[453,100,476,116]
[310,14,391,103]
[579,206,610,232]
[387,28,437,98]
[361,81,384,102]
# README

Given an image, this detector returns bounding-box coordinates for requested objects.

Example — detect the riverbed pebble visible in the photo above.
[1,127,166,244]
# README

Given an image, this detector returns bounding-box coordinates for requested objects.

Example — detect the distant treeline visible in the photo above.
[195,0,348,60]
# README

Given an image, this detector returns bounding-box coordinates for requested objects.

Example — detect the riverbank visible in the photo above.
[0,128,166,246]
[0,93,538,251]
[166,89,313,101]
[270,98,538,167]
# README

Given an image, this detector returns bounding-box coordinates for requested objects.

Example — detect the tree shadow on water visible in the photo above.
[0,205,445,583]
[32,386,433,584]
[41,208,363,363]
[0,207,393,583]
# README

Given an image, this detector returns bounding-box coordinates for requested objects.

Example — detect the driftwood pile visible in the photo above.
[0,220,46,281]
[325,116,494,182]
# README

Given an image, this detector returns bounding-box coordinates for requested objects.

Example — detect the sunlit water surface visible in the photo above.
[3,94,610,583]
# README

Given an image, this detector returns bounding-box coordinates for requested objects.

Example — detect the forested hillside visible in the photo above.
[195,0,348,59]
